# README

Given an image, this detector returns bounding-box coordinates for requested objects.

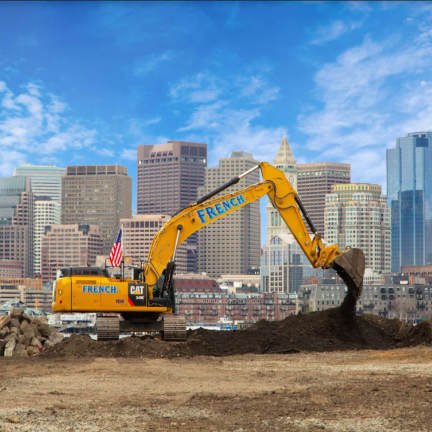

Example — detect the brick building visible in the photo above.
[120,214,182,266]
[41,224,103,282]
[174,275,296,325]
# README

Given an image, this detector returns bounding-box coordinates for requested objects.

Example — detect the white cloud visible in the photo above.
[238,76,280,104]
[311,20,363,45]
[133,51,175,76]
[178,101,228,132]
[170,73,222,104]
[93,147,115,157]
[120,148,136,161]
[0,81,99,174]
[299,25,432,186]
[143,117,161,126]
[0,149,27,178]
[210,118,287,165]
[171,70,286,165]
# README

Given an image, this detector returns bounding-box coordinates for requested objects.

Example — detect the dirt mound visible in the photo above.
[43,334,169,358]
[42,306,432,359]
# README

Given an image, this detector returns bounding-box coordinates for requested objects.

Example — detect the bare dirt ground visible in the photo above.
[1,346,432,432]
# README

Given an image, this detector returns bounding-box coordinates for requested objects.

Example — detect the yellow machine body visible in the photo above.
[52,275,171,314]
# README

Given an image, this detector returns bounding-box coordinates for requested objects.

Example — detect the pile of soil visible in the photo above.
[42,306,432,359]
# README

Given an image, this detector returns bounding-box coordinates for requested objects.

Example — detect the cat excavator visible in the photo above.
[52,161,365,341]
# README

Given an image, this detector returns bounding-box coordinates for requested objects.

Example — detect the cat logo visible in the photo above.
[130,285,145,295]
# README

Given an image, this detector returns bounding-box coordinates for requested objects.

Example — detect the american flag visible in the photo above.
[109,226,123,267]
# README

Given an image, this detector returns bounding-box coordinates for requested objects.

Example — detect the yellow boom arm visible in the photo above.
[143,162,348,291]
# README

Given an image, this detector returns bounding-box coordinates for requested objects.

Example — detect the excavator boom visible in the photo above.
[144,161,365,310]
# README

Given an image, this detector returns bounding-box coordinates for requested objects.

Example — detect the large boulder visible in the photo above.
[4,339,16,357]
[9,307,24,319]
[0,326,9,337]
[0,315,11,328]
[14,343,27,357]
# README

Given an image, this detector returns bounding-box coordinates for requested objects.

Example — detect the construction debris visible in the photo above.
[0,307,64,357]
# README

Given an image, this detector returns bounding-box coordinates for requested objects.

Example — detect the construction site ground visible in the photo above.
[1,347,432,432]
[2,307,432,431]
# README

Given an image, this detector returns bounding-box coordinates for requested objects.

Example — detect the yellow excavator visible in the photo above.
[52,162,365,340]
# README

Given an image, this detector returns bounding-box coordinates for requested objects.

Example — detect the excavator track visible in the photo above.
[96,315,120,341]
[162,315,187,341]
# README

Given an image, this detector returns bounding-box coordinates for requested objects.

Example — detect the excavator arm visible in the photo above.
[143,161,365,316]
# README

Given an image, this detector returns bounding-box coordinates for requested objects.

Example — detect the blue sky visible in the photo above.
[1,2,432,217]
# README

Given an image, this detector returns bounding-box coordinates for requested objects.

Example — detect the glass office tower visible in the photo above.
[387,132,432,272]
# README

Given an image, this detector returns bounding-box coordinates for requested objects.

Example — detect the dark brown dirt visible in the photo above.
[42,306,432,359]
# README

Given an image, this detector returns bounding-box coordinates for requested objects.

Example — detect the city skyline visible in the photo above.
[1,2,432,200]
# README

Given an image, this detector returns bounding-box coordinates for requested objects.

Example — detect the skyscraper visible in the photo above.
[14,163,65,275]
[137,141,207,272]
[297,162,351,235]
[197,151,260,277]
[325,183,390,273]
[387,132,432,272]
[62,165,132,254]
[0,177,34,276]
[14,165,65,202]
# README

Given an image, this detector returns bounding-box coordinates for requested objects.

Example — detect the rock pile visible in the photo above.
[0,307,64,357]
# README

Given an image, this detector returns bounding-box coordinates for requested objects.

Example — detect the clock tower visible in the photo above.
[266,137,298,240]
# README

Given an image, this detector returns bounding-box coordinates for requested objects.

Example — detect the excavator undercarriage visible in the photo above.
[96,313,187,341]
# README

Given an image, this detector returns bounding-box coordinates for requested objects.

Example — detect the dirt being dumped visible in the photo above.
[43,306,432,359]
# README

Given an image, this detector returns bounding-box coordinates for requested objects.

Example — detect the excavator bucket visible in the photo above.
[332,248,365,310]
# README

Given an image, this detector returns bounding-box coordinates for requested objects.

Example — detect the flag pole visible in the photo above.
[121,224,124,281]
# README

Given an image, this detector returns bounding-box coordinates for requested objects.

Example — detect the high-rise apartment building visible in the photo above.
[261,138,308,293]
[40,224,103,282]
[297,162,351,235]
[197,151,260,277]
[0,177,34,277]
[62,165,132,254]
[387,132,432,272]
[120,214,186,266]
[137,141,207,272]
[14,165,65,274]
[325,183,391,273]
[33,199,61,275]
